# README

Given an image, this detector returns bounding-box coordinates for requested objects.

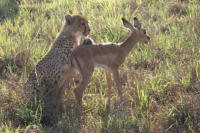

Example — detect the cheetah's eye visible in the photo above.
[82,22,85,26]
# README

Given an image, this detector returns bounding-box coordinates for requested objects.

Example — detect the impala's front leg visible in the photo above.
[74,67,94,113]
[106,71,112,90]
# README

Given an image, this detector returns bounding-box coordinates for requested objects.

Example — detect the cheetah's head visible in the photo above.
[63,14,90,37]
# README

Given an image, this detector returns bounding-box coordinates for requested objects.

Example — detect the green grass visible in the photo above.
[0,0,200,132]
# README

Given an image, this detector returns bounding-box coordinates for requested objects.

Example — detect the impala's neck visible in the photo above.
[120,31,139,57]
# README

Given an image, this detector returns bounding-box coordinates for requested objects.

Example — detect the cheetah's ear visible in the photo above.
[65,14,72,25]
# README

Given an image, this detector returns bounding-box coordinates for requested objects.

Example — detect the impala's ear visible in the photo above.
[65,14,72,25]
[122,17,135,31]
[133,17,141,30]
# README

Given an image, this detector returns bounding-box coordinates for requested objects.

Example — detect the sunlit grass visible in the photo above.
[0,0,200,132]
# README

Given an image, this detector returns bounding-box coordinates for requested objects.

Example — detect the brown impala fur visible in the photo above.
[66,17,150,111]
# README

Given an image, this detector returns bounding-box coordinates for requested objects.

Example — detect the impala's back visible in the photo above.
[70,42,122,70]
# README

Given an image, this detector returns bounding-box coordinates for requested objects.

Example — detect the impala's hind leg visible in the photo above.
[106,71,112,104]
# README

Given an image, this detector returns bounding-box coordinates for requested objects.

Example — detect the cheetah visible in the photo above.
[25,14,90,126]
[35,14,90,92]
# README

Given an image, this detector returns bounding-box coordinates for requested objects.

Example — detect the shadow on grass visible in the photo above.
[49,106,83,133]
[98,100,139,133]
[0,0,19,22]
[98,104,111,133]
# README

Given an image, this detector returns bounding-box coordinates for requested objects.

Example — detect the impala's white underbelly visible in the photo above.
[95,63,110,71]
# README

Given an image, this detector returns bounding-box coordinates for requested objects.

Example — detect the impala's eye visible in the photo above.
[143,29,146,34]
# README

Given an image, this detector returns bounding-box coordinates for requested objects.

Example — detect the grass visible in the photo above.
[0,0,200,132]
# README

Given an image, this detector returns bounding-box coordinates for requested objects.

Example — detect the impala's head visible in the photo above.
[62,14,90,37]
[122,17,150,44]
